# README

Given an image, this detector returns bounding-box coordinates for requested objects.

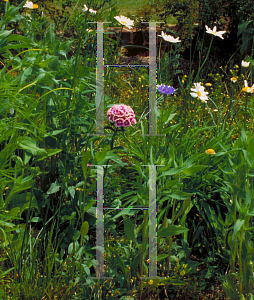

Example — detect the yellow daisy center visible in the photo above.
[33,4,38,8]
[197,91,201,97]
[121,21,127,25]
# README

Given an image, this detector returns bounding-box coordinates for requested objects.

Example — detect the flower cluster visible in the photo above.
[157,84,175,95]
[107,104,136,127]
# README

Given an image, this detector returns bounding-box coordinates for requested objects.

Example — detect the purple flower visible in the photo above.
[107,104,137,127]
[157,84,175,95]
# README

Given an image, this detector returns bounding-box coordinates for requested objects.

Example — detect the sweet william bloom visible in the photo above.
[23,1,38,8]
[241,60,250,68]
[242,80,254,93]
[206,149,216,154]
[114,16,134,29]
[82,4,97,14]
[158,31,181,43]
[157,84,175,95]
[107,104,136,127]
[205,25,226,39]
[190,82,209,102]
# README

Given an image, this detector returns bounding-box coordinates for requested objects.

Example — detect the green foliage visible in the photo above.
[0,0,254,299]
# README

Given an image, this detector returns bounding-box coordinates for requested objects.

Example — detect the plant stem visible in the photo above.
[103,126,119,180]
[166,198,176,277]
[195,35,214,82]
[244,93,248,131]
[139,209,149,300]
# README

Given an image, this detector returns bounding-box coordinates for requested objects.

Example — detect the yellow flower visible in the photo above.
[183,264,187,268]
[205,83,212,86]
[231,77,237,83]
[148,280,153,285]
[206,149,216,155]
[180,270,186,276]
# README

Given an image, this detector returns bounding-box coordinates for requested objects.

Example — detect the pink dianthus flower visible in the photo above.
[107,104,136,127]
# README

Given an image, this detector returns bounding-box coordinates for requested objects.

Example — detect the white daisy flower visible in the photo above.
[82,4,97,14]
[205,25,226,39]
[114,15,134,29]
[23,1,38,9]
[157,31,181,43]
[190,82,209,102]
[242,80,254,93]
[241,60,250,68]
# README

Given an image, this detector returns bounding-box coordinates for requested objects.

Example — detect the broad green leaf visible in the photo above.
[157,166,187,178]
[43,129,67,137]
[47,182,61,195]
[100,151,126,166]
[34,149,62,162]
[157,254,168,262]
[0,220,15,228]
[232,219,245,240]
[95,148,107,163]
[5,175,34,206]
[182,165,207,175]
[7,34,37,47]
[0,30,14,39]
[123,217,138,245]
[157,225,188,238]
[112,209,136,221]
[168,190,195,200]
[17,136,47,156]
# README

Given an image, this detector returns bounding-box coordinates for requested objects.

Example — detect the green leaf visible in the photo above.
[157,254,168,262]
[30,217,42,223]
[174,197,192,221]
[182,165,207,175]
[47,182,61,195]
[157,225,188,238]
[100,151,126,166]
[34,149,62,162]
[123,217,138,245]
[95,148,107,163]
[157,166,187,178]
[7,34,37,47]
[43,129,67,138]
[232,219,245,240]
[0,30,14,39]
[81,221,89,241]
[17,136,47,156]
[0,219,15,228]
[168,190,195,200]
